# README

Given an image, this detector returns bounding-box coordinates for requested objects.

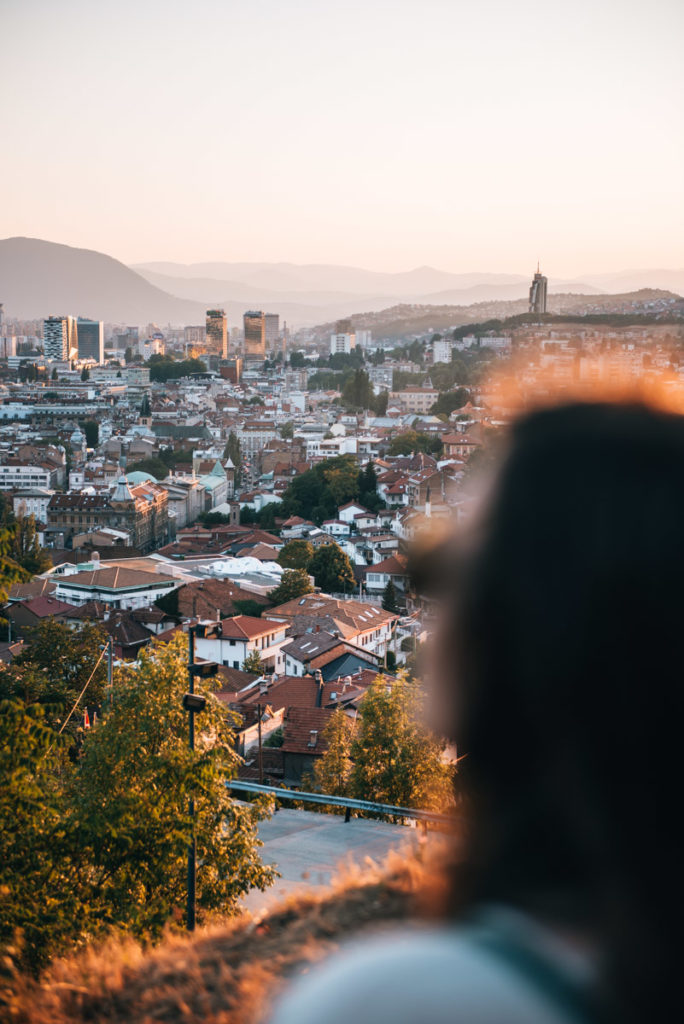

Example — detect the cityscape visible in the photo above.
[1,0,682,1021]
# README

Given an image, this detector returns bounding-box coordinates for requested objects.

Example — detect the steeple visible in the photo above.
[111,475,134,502]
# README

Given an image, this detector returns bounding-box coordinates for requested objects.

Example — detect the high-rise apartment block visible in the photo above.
[529,264,548,315]
[43,316,78,360]
[77,318,104,363]
[206,309,228,359]
[264,313,280,348]
[243,311,266,358]
[330,317,356,356]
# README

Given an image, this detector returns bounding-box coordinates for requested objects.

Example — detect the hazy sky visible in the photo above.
[1,0,682,275]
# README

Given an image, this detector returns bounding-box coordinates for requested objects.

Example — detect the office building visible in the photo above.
[77,318,104,363]
[206,309,228,359]
[529,264,548,315]
[244,311,266,358]
[219,357,243,384]
[43,316,78,360]
[264,313,280,349]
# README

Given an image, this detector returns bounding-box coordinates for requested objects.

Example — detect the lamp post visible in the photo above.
[183,623,218,931]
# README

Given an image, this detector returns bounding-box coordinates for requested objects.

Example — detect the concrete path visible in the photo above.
[242,807,425,915]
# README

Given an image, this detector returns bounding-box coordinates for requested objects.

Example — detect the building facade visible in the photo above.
[243,311,266,358]
[43,316,77,360]
[77,318,104,363]
[529,264,548,314]
[206,309,228,359]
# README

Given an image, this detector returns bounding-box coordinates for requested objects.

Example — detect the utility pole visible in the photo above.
[182,623,216,932]
[107,636,113,705]
[187,625,196,932]
[257,702,264,784]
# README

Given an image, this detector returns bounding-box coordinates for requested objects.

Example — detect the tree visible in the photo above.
[268,568,314,606]
[277,539,314,570]
[280,454,361,525]
[306,708,354,801]
[289,351,306,367]
[80,366,90,381]
[309,543,355,594]
[430,388,470,417]
[388,431,443,457]
[51,367,58,381]
[382,579,400,613]
[126,456,169,480]
[279,420,294,440]
[81,420,99,448]
[0,635,276,975]
[342,368,374,410]
[124,345,134,364]
[223,431,242,486]
[350,673,454,813]
[243,649,264,674]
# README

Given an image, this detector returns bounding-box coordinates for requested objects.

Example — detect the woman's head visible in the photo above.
[439,400,684,1012]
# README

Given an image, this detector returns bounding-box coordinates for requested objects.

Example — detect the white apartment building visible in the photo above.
[0,463,55,491]
[432,339,453,363]
[330,332,356,355]
[43,316,77,360]
[235,421,278,461]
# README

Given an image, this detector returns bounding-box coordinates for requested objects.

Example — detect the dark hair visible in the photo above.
[443,401,684,1020]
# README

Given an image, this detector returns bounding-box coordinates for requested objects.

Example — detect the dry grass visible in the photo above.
[6,843,448,1024]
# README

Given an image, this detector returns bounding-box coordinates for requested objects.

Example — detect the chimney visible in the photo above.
[314,668,324,707]
[315,624,320,633]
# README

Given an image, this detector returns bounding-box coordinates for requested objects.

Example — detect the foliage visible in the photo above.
[309,543,355,594]
[0,518,51,602]
[147,355,207,382]
[382,579,400,613]
[305,708,354,803]
[342,368,374,410]
[268,568,314,606]
[0,634,275,975]
[232,599,265,618]
[263,725,284,748]
[80,367,90,381]
[80,419,99,448]
[125,456,169,480]
[279,420,294,440]
[357,462,384,512]
[277,539,314,570]
[387,431,443,457]
[280,454,361,525]
[243,649,263,674]
[289,351,306,367]
[223,431,242,486]
[350,673,455,813]
[430,388,470,417]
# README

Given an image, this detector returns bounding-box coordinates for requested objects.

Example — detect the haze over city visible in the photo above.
[2,0,683,276]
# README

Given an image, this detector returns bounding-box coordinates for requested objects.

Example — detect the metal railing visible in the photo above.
[226,779,452,825]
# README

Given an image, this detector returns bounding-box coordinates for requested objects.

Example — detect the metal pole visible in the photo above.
[187,626,196,931]
[107,636,113,705]
[257,702,264,784]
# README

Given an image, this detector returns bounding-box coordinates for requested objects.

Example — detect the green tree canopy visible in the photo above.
[268,568,314,606]
[350,673,454,813]
[281,454,361,525]
[0,634,275,975]
[382,579,400,613]
[125,456,170,480]
[309,543,355,594]
[223,431,242,486]
[430,388,470,417]
[387,431,443,457]
[277,539,314,570]
[243,649,264,674]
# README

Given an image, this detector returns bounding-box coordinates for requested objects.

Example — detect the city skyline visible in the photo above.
[1,0,683,277]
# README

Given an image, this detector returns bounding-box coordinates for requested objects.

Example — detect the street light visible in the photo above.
[185,625,218,932]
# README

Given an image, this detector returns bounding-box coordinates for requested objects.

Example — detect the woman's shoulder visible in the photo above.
[269,922,589,1024]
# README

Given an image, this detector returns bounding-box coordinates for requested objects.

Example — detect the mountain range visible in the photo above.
[1,237,683,327]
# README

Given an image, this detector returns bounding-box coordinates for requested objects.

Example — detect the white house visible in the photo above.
[54,566,181,610]
[338,501,369,525]
[193,615,289,673]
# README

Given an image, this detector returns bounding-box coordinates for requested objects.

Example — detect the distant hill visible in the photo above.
[0,237,205,323]
[2,238,682,329]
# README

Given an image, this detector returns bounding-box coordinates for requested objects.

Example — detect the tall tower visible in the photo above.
[243,311,266,358]
[206,309,228,359]
[77,318,104,363]
[43,316,78,360]
[529,263,548,315]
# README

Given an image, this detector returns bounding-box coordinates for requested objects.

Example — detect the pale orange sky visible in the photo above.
[1,0,682,276]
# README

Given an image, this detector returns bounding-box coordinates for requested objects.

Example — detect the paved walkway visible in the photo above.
[242,807,425,915]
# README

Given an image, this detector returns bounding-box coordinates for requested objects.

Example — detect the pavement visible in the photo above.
[241,806,426,915]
